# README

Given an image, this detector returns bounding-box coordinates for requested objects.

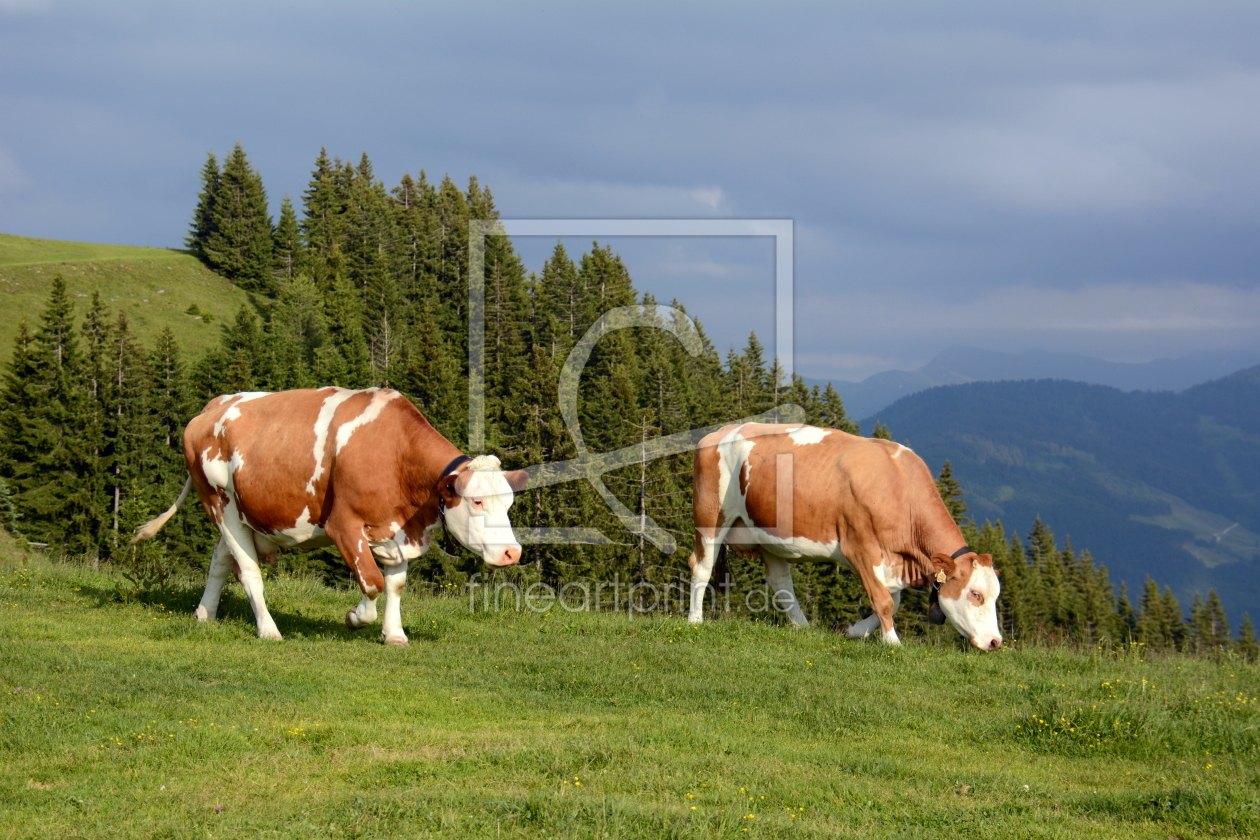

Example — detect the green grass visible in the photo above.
[0,232,254,359]
[2,540,1258,839]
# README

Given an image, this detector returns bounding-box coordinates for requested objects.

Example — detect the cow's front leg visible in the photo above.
[346,592,378,630]
[194,536,233,622]
[379,560,409,646]
[328,519,387,636]
[763,554,809,627]
[847,590,902,644]
[848,561,901,646]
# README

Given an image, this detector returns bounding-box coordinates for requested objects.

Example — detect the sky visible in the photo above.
[2,0,1260,381]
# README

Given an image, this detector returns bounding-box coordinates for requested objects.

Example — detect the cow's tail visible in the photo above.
[129,477,193,544]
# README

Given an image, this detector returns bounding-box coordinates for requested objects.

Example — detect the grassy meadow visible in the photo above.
[1,536,1258,839]
[0,233,253,359]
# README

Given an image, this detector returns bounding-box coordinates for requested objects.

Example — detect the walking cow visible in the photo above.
[687,423,1002,650]
[132,387,526,645]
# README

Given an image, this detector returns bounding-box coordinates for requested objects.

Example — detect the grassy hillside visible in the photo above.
[0,233,254,360]
[2,542,1257,839]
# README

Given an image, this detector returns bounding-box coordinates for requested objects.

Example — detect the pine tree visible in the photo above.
[1189,590,1230,655]
[1235,614,1259,663]
[870,421,892,440]
[202,143,276,293]
[102,310,156,548]
[396,301,465,446]
[269,273,329,390]
[186,152,220,257]
[302,148,349,291]
[318,273,371,388]
[273,195,305,283]
[5,278,105,555]
[816,383,858,433]
[1115,583,1138,640]
[935,460,970,526]
[1136,577,1168,650]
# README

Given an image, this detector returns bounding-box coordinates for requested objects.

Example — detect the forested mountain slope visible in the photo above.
[862,368,1260,622]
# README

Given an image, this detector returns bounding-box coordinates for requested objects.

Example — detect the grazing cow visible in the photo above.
[132,388,526,644]
[687,423,1002,650]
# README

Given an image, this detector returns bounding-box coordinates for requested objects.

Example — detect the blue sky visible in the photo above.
[3,1,1259,380]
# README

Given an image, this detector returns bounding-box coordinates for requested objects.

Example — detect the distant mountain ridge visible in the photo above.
[805,345,1260,422]
[861,364,1260,624]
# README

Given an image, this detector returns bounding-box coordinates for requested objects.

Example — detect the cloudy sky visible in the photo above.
[2,1,1259,381]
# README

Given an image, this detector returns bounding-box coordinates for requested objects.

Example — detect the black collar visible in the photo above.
[440,454,473,480]
[436,454,472,557]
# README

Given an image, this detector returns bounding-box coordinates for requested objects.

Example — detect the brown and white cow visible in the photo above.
[687,423,1002,650]
[132,387,526,644]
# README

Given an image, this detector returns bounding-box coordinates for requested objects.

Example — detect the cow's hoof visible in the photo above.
[383,635,409,647]
[194,605,212,622]
[345,611,366,630]
[258,629,283,641]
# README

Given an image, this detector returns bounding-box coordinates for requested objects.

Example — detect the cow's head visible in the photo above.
[929,551,1002,651]
[438,455,527,567]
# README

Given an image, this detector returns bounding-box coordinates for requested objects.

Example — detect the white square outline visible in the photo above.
[467,218,794,451]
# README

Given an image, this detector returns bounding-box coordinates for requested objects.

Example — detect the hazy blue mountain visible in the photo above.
[860,365,1260,625]
[805,346,1260,422]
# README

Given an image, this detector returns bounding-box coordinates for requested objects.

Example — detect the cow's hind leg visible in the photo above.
[219,517,282,641]
[194,536,232,622]
[688,525,731,624]
[763,554,809,627]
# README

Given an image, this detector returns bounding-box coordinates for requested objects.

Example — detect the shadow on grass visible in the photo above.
[80,579,385,644]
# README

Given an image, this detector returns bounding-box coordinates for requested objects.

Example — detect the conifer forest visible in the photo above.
[1,143,1253,659]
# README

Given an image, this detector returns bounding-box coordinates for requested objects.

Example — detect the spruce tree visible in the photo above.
[269,273,329,390]
[1236,614,1259,663]
[7,278,105,555]
[102,310,156,548]
[273,195,305,283]
[186,152,220,257]
[935,461,970,526]
[302,148,349,291]
[202,143,276,293]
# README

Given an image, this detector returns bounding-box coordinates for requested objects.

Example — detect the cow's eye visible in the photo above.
[968,590,984,606]
[472,499,484,508]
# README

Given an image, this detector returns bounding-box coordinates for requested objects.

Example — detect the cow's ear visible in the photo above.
[438,473,462,508]
[930,552,957,579]
[974,552,995,568]
[503,469,528,493]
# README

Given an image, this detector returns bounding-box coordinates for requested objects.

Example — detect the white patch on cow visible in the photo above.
[270,505,326,548]
[891,443,912,459]
[370,521,424,566]
[335,388,398,455]
[873,559,907,594]
[229,447,245,476]
[714,426,755,525]
[787,426,830,446]
[200,447,231,490]
[306,388,356,493]
[213,392,269,438]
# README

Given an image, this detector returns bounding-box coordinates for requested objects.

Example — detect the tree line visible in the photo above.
[0,143,1253,659]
